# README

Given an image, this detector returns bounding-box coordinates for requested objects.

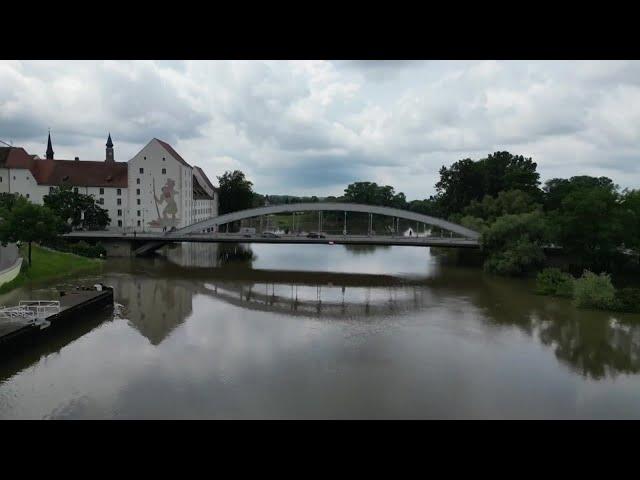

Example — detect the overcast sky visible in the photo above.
[1,60,639,199]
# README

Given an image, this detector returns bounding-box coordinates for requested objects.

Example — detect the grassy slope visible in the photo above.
[0,244,103,293]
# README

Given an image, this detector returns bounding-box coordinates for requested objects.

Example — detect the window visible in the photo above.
[49,187,54,193]
[100,188,104,194]
[136,189,140,195]
[0,177,2,182]
[137,199,140,205]
[117,188,121,195]
[73,187,78,193]
[118,220,122,227]
[137,220,141,226]
[139,168,144,174]
[99,198,104,205]
[117,198,121,205]
[162,168,166,174]
[26,194,30,199]
[143,156,146,160]
[163,157,166,161]
[137,210,141,217]
[117,209,122,216]
[136,178,140,185]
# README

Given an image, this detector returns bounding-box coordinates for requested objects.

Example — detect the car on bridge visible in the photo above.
[261,231,280,238]
[306,232,326,239]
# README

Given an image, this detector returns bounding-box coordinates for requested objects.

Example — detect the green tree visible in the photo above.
[0,197,63,266]
[0,192,23,212]
[481,211,548,276]
[343,182,407,208]
[43,185,110,231]
[217,170,255,215]
[463,189,541,223]
[620,189,640,251]
[435,152,541,216]
[545,177,624,269]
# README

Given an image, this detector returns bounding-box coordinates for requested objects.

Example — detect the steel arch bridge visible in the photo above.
[175,202,480,239]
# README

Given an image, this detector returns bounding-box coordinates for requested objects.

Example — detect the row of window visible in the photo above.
[116,220,142,227]
[139,168,167,174]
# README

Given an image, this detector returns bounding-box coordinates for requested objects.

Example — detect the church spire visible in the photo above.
[105,132,114,162]
[46,130,54,159]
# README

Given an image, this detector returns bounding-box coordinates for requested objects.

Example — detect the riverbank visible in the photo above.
[0,244,103,294]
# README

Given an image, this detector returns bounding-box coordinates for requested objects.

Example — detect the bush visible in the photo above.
[41,239,106,258]
[483,237,545,276]
[535,268,574,297]
[613,288,640,313]
[573,270,617,310]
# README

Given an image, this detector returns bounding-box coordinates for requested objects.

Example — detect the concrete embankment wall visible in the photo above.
[0,244,23,287]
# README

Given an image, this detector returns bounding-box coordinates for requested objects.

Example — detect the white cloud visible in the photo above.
[1,60,639,198]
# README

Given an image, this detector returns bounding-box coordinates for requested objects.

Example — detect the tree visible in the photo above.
[217,170,255,215]
[0,197,63,266]
[43,185,110,231]
[0,192,22,212]
[481,211,549,276]
[545,177,625,269]
[463,189,541,223]
[435,152,541,216]
[620,189,640,251]
[343,182,407,208]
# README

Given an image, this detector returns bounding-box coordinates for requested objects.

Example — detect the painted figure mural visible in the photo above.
[150,177,180,228]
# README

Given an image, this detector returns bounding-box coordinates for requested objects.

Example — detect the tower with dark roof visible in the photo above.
[46,131,54,159]
[106,132,114,162]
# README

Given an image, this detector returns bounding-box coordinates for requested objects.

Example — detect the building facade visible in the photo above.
[0,133,218,232]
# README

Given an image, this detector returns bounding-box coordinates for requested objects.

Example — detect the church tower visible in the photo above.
[46,131,54,159]
[106,133,114,162]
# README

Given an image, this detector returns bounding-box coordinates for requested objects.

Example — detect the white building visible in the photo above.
[0,133,218,232]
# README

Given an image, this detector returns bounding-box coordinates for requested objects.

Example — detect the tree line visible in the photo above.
[218,151,640,276]
[0,186,110,266]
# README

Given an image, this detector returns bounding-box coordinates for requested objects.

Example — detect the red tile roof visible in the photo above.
[0,147,36,170]
[31,159,128,188]
[154,138,191,168]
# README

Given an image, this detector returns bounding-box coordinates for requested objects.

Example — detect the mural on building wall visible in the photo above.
[149,177,180,228]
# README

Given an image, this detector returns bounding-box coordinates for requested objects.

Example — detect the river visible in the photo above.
[1,242,640,419]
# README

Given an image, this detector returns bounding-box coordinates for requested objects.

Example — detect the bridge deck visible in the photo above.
[64,232,480,248]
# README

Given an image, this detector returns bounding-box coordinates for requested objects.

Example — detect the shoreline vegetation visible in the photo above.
[0,244,103,294]
[535,268,640,314]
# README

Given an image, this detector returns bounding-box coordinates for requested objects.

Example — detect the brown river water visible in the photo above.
[1,242,639,419]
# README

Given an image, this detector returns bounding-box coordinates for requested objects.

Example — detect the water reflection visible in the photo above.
[112,244,640,380]
[2,242,640,418]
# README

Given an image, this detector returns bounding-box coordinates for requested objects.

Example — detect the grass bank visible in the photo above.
[0,244,103,294]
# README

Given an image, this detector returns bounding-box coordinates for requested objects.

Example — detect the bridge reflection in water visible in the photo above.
[97,242,640,382]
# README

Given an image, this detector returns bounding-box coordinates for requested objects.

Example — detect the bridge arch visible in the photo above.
[175,203,480,239]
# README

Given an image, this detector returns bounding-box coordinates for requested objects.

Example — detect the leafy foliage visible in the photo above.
[217,170,255,215]
[481,211,548,276]
[535,268,575,297]
[544,177,625,269]
[0,196,64,265]
[435,151,541,216]
[343,182,408,209]
[43,185,110,231]
[573,270,617,310]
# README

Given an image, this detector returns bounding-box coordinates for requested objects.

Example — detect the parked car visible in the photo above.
[261,231,280,238]
[239,227,256,238]
[307,232,326,239]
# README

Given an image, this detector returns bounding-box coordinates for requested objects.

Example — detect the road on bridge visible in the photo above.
[64,231,480,249]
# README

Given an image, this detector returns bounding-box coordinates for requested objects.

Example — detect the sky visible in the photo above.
[1,60,639,200]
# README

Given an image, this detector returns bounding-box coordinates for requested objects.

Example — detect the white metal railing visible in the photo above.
[0,300,59,329]
[0,306,37,322]
[18,300,61,319]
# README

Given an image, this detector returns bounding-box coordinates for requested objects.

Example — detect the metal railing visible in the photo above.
[0,301,61,328]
